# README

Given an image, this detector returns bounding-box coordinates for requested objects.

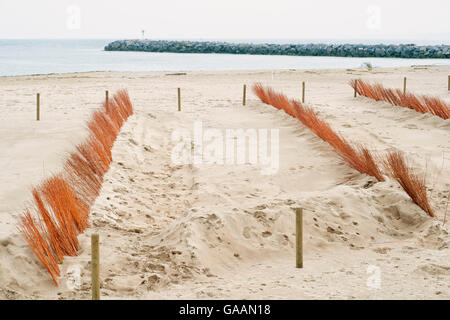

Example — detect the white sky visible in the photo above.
[0,0,449,41]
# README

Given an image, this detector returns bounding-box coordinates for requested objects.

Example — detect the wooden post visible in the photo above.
[302,82,305,103]
[354,82,357,98]
[36,93,40,121]
[243,84,247,106]
[91,234,100,300]
[177,88,181,111]
[105,90,109,104]
[403,77,407,95]
[295,208,303,268]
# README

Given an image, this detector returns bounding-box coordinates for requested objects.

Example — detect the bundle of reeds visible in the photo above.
[350,79,450,120]
[17,90,134,285]
[383,151,434,217]
[252,84,434,217]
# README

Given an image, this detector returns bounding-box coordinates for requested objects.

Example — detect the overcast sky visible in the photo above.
[0,0,449,42]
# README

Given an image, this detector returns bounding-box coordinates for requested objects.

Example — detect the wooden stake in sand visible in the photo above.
[302,82,305,103]
[106,90,109,104]
[403,77,407,95]
[295,208,303,268]
[354,83,357,97]
[243,84,247,106]
[91,234,100,300]
[178,88,181,111]
[36,93,40,121]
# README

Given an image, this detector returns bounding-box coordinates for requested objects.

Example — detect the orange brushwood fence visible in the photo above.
[252,84,434,217]
[253,84,385,182]
[16,90,134,285]
[350,79,450,120]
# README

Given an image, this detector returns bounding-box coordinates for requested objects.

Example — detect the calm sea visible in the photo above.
[0,39,449,77]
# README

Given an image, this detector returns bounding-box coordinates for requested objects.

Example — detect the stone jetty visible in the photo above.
[105,40,450,59]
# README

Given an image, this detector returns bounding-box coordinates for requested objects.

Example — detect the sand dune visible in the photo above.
[0,66,449,299]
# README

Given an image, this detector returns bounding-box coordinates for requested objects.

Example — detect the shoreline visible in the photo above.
[1,64,449,80]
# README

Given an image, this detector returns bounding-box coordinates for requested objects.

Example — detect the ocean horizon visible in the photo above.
[1,39,449,77]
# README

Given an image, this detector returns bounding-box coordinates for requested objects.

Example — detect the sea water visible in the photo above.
[0,39,449,77]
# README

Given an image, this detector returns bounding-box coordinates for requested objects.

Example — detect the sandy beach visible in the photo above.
[0,65,449,300]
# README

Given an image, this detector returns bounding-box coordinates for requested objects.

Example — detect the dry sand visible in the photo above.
[0,66,449,299]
